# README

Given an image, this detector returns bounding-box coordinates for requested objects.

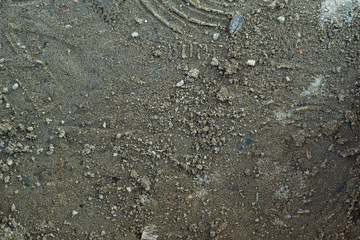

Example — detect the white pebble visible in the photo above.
[131,31,139,38]
[12,83,19,90]
[6,159,14,166]
[4,175,10,183]
[211,57,219,66]
[246,60,256,66]
[277,16,285,23]
[213,33,220,41]
[176,80,184,87]
[72,210,78,217]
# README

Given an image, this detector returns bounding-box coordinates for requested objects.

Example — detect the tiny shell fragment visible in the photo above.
[229,14,243,35]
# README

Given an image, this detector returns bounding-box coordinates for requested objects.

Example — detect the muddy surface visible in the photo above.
[0,0,360,239]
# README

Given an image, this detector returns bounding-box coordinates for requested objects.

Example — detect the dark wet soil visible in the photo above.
[1,0,360,239]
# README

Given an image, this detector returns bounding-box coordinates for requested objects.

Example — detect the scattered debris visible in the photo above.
[187,68,199,78]
[322,120,340,136]
[341,147,360,158]
[141,225,158,240]
[82,144,95,155]
[319,0,360,27]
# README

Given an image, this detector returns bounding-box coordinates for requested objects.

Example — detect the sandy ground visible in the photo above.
[1,0,360,239]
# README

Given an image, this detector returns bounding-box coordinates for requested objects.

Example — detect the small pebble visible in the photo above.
[135,17,146,24]
[176,80,184,87]
[72,210,78,217]
[277,16,285,23]
[12,83,19,90]
[246,60,256,66]
[6,159,14,166]
[213,33,220,41]
[211,57,219,66]
[131,31,139,38]
[11,203,16,212]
